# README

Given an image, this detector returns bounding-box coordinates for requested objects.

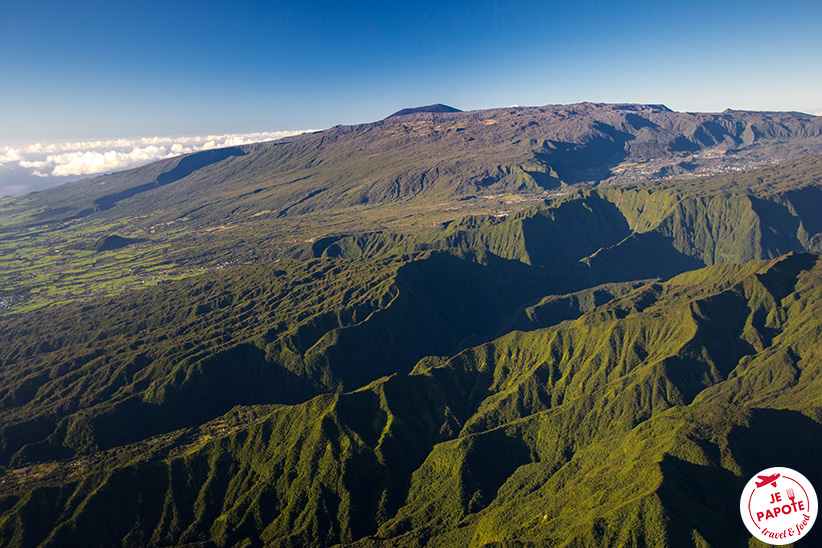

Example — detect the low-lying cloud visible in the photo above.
[0,131,313,197]
[18,146,176,177]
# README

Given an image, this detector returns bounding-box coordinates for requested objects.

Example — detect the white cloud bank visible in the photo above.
[1,131,313,181]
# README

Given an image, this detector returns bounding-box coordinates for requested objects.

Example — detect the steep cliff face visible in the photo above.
[601,154,822,265]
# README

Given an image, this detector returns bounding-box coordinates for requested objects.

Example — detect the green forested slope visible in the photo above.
[0,251,545,466]
[2,111,822,547]
[2,253,821,547]
[7,157,820,472]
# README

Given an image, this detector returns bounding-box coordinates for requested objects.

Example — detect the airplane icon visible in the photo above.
[756,473,780,488]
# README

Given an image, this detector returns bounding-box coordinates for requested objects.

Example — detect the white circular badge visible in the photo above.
[740,467,817,545]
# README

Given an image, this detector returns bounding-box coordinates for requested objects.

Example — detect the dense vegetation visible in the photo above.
[3,252,821,547]
[2,103,822,547]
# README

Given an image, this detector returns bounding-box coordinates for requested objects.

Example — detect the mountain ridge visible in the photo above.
[3,252,822,547]
[2,102,822,547]
[387,104,463,117]
[3,102,822,233]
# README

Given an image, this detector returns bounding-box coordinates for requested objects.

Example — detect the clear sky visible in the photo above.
[1,0,821,195]
[3,0,822,143]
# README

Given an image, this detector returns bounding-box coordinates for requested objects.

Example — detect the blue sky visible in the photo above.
[2,0,821,142]
[1,0,821,195]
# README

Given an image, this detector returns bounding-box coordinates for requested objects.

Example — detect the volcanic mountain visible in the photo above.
[3,102,821,233]
[387,103,463,117]
[1,103,822,547]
